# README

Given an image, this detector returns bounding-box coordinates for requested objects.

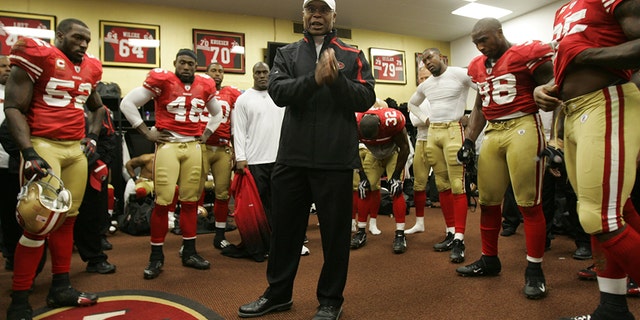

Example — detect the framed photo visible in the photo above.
[100,20,160,68]
[193,29,245,73]
[369,48,406,85]
[0,11,56,55]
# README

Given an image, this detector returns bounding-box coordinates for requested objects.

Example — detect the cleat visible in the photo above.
[433,232,454,251]
[7,291,32,320]
[524,268,547,299]
[559,316,592,320]
[301,245,310,256]
[46,286,98,308]
[143,260,163,280]
[577,264,596,280]
[449,239,465,263]
[182,253,210,270]
[572,246,592,260]
[350,230,367,249]
[214,239,231,250]
[456,255,501,277]
[392,232,407,254]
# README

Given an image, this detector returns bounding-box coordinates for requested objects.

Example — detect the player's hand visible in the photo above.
[81,133,98,159]
[357,171,371,199]
[235,160,248,175]
[457,139,475,165]
[388,178,403,197]
[21,147,50,180]
[315,48,339,86]
[534,84,563,112]
[538,145,564,169]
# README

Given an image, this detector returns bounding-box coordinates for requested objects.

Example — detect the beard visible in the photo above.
[178,74,195,84]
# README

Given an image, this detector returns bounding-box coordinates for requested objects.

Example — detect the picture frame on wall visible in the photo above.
[369,47,406,85]
[99,20,160,69]
[0,11,56,55]
[193,29,245,74]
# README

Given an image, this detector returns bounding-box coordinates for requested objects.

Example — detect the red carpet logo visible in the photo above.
[34,290,224,319]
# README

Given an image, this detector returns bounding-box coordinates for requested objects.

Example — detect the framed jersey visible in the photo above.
[370,47,406,85]
[99,20,160,69]
[0,11,56,56]
[193,29,245,74]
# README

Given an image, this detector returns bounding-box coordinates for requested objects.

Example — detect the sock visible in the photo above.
[150,244,164,261]
[150,204,170,244]
[480,205,502,256]
[179,201,199,239]
[440,190,455,228]
[357,192,372,224]
[592,236,626,279]
[393,193,406,223]
[214,199,229,224]
[622,198,640,233]
[51,273,70,290]
[600,226,640,282]
[12,235,46,291]
[352,191,359,219]
[107,184,115,215]
[453,193,468,234]
[519,205,546,259]
[370,190,381,219]
[48,217,75,274]
[414,190,427,217]
[182,238,196,257]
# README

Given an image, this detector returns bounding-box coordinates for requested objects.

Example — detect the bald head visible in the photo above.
[472,18,503,35]
[417,66,431,84]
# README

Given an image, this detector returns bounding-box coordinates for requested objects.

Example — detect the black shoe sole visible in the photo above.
[238,301,293,318]
[86,266,116,274]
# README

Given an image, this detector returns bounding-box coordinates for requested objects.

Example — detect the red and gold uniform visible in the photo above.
[199,85,241,233]
[467,41,551,260]
[553,0,640,234]
[356,108,407,227]
[10,36,102,291]
[142,70,216,245]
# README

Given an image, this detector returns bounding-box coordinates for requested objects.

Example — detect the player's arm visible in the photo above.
[573,0,640,69]
[199,98,223,143]
[391,128,411,179]
[125,157,141,181]
[464,93,487,143]
[119,87,158,141]
[407,91,429,125]
[4,66,34,150]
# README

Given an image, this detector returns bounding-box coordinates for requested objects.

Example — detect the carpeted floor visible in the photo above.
[1,205,638,320]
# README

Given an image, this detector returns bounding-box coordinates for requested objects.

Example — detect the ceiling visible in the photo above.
[121,0,560,42]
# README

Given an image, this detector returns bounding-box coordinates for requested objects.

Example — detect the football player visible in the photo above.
[353,99,411,254]
[456,18,552,300]
[407,48,476,264]
[4,18,103,319]
[119,48,223,280]
[534,0,640,318]
[200,62,242,249]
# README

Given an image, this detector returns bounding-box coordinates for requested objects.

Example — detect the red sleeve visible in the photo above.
[9,37,53,82]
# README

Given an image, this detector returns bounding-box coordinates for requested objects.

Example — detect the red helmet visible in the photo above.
[16,172,72,235]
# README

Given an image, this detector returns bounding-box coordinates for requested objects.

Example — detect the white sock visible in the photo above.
[369,218,381,235]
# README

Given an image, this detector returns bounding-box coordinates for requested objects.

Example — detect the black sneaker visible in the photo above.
[449,239,465,263]
[143,260,163,280]
[392,232,407,254]
[350,230,367,249]
[182,253,211,270]
[7,291,32,320]
[86,261,116,274]
[46,286,98,308]
[559,316,592,320]
[572,246,592,260]
[456,255,501,277]
[433,232,454,251]
[524,268,547,299]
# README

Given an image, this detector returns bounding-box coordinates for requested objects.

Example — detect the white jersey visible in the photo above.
[410,101,430,141]
[232,88,285,165]
[411,66,475,123]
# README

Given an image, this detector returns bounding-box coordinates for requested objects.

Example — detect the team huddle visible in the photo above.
[2,0,640,319]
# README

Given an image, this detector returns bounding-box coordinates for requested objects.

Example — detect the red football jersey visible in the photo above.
[10,37,102,140]
[552,0,632,88]
[467,41,552,121]
[357,108,405,145]
[143,70,217,136]
[202,85,241,146]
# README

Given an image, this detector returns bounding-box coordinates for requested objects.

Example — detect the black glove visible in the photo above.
[21,147,50,180]
[81,133,98,159]
[357,170,370,199]
[457,138,475,165]
[388,177,403,197]
[538,145,564,169]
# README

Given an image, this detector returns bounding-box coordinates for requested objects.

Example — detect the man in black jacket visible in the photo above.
[238,1,376,319]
